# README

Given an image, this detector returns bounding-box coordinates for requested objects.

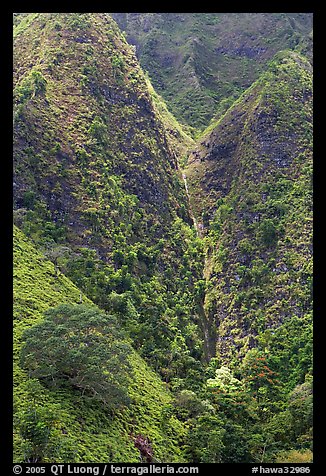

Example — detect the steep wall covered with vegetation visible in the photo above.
[14,225,186,462]
[186,51,313,386]
[112,13,312,132]
[13,13,205,387]
[13,12,313,464]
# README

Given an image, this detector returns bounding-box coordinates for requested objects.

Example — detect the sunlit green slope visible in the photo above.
[14,226,186,462]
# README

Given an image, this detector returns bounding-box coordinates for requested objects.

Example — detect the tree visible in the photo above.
[257,218,278,247]
[240,349,282,421]
[88,116,107,143]
[207,366,241,391]
[221,420,253,463]
[186,415,225,463]
[20,304,132,409]
[206,366,248,416]
[287,374,313,448]
[258,375,313,460]
[172,389,214,421]
[206,365,257,433]
[241,350,280,395]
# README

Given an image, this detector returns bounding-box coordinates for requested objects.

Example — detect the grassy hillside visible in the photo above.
[145,74,195,164]
[112,13,313,132]
[14,225,186,462]
[185,51,313,386]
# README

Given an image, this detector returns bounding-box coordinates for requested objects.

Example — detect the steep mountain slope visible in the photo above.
[14,225,186,462]
[13,12,187,247]
[112,13,313,132]
[13,13,204,382]
[185,51,313,388]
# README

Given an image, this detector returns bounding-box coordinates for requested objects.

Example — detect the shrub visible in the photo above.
[88,116,107,143]
[257,218,278,247]
[15,400,77,463]
[15,70,47,104]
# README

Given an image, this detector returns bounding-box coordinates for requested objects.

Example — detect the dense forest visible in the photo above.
[13,13,313,464]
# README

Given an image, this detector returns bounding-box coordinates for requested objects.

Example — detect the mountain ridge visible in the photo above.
[13,10,206,405]
[112,12,313,131]
[185,50,312,377]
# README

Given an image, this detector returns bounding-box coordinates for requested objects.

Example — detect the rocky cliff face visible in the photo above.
[13,11,313,391]
[12,13,313,463]
[13,13,190,254]
[185,51,312,379]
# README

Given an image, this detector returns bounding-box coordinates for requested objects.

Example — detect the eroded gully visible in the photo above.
[182,171,216,362]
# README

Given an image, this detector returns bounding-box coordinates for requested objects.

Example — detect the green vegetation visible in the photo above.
[186,51,312,372]
[162,355,312,463]
[13,13,313,464]
[21,304,132,408]
[183,50,313,461]
[112,13,312,132]
[13,13,204,389]
[15,69,47,104]
[14,226,186,462]
[144,74,195,161]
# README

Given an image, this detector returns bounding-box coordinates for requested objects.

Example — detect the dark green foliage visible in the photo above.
[186,415,225,463]
[19,407,55,462]
[88,116,108,143]
[21,191,37,209]
[182,50,312,463]
[186,52,312,376]
[256,218,278,248]
[172,390,213,421]
[21,304,132,408]
[31,70,47,94]
[261,314,313,392]
[178,363,312,463]
[13,12,204,392]
[221,421,253,463]
[14,226,186,462]
[51,220,206,390]
[66,13,91,31]
[15,69,47,104]
[255,374,313,459]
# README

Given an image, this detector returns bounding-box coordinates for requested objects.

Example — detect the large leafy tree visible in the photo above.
[205,366,258,462]
[240,349,283,421]
[20,304,132,409]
